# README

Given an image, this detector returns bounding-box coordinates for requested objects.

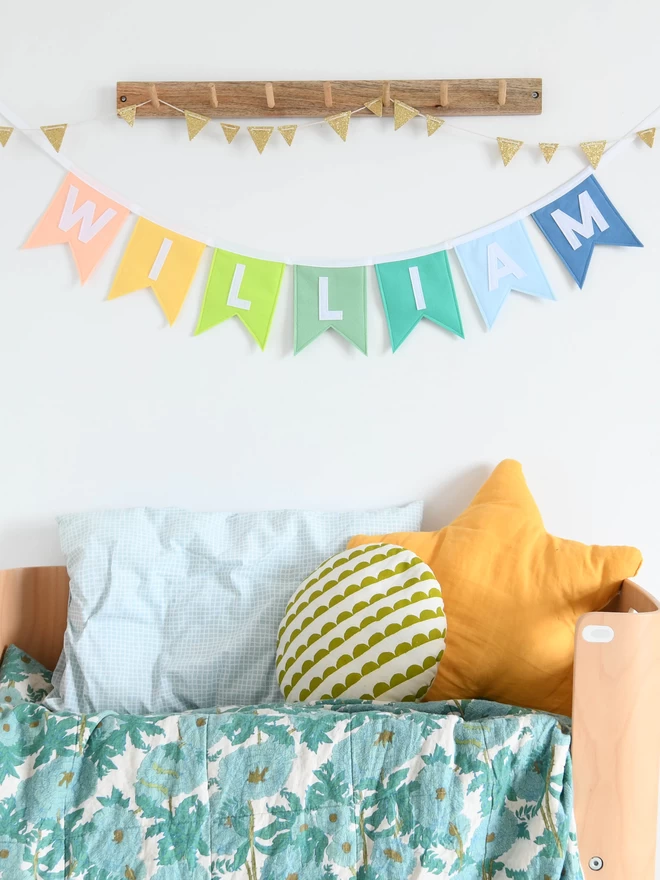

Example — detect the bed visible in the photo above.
[0,566,658,879]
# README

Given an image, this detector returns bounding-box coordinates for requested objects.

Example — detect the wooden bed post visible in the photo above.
[0,566,69,671]
[572,579,660,879]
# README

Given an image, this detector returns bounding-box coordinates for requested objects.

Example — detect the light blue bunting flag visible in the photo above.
[532,175,642,288]
[454,220,555,329]
[294,265,367,354]
[375,251,463,352]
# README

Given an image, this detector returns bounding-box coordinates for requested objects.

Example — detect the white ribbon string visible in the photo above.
[0,96,658,267]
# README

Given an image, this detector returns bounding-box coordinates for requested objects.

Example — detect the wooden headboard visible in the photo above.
[0,566,69,670]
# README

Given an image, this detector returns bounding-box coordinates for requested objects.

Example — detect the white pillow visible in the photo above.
[276,543,446,703]
[49,505,423,714]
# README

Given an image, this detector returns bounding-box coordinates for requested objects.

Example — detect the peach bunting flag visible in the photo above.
[23,173,131,283]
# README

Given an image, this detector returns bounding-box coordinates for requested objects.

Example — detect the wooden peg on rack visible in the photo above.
[498,79,507,106]
[265,82,275,109]
[382,81,391,109]
[148,83,160,109]
[209,83,218,108]
[323,82,333,108]
[439,81,449,108]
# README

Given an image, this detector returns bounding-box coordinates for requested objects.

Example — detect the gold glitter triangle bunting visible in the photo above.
[393,101,419,131]
[221,123,240,144]
[117,105,137,127]
[326,111,351,141]
[426,116,445,137]
[0,126,14,147]
[364,98,383,117]
[580,140,606,169]
[41,124,67,153]
[497,137,523,167]
[248,126,274,154]
[278,125,297,146]
[539,142,559,163]
[185,111,210,141]
[637,127,656,149]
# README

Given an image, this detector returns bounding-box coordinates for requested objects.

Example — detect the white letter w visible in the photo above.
[57,185,117,243]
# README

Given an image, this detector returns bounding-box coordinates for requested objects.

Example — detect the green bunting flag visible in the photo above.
[294,265,367,354]
[375,251,464,351]
[195,249,285,349]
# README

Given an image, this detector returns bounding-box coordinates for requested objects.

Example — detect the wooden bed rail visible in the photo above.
[572,578,660,879]
[0,568,657,878]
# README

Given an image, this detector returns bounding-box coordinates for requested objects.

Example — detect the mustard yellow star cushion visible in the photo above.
[348,459,642,716]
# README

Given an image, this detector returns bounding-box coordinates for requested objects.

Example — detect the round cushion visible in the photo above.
[276,543,447,703]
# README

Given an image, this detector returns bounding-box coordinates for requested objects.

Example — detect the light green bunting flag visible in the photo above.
[294,265,367,354]
[195,249,285,349]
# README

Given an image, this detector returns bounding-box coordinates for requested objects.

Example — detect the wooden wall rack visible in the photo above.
[116,78,543,119]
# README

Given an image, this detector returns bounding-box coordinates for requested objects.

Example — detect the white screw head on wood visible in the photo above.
[588,856,604,871]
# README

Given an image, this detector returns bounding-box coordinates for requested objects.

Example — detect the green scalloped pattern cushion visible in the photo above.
[276,543,447,703]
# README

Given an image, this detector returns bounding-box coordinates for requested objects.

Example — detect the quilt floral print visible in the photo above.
[0,646,581,879]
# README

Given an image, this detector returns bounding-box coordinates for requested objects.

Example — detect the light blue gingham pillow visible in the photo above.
[48,504,423,714]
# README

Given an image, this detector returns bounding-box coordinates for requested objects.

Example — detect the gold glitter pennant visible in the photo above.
[637,127,656,149]
[326,111,351,142]
[117,105,137,127]
[393,101,419,131]
[278,125,297,146]
[497,137,523,166]
[580,140,606,169]
[185,111,210,141]
[41,124,67,153]
[248,126,274,154]
[364,98,383,117]
[539,142,559,163]
[221,123,240,144]
[426,116,445,137]
[0,126,13,147]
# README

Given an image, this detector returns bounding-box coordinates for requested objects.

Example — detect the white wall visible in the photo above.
[6,0,660,591]
[5,0,659,585]
[1,10,658,576]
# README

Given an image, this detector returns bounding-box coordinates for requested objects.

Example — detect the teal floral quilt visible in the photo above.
[0,645,582,879]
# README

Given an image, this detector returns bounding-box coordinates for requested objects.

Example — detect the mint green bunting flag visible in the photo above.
[294,265,367,354]
[195,249,285,349]
[375,251,464,351]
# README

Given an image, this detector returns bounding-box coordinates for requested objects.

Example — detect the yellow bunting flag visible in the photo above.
[221,123,240,144]
[117,105,137,127]
[108,217,206,326]
[426,116,444,137]
[248,126,274,154]
[580,140,606,169]
[41,124,67,153]
[364,98,383,117]
[0,126,13,147]
[497,137,524,166]
[539,142,559,163]
[278,125,297,146]
[393,101,419,130]
[185,111,210,141]
[637,127,656,148]
[326,111,351,141]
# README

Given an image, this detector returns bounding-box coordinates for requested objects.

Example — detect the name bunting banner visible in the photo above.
[108,218,206,326]
[532,176,642,288]
[375,251,464,351]
[454,221,555,329]
[9,153,655,353]
[195,249,285,350]
[23,173,130,283]
[294,266,367,354]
